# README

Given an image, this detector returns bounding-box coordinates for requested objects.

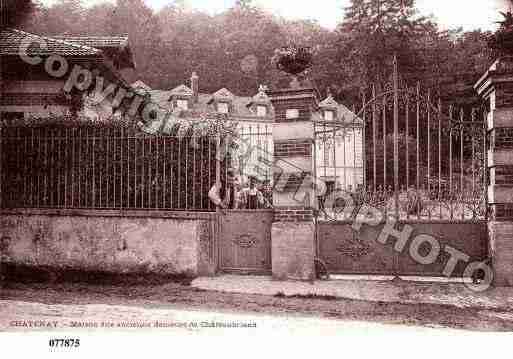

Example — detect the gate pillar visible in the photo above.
[476,56,513,286]
[268,84,318,281]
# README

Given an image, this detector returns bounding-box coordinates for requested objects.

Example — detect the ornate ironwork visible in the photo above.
[314,61,488,223]
[233,234,256,249]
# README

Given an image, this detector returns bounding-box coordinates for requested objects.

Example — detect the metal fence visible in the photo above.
[230,120,273,183]
[315,60,487,222]
[223,119,274,209]
[0,124,224,211]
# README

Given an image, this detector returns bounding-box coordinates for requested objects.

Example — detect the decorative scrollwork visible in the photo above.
[233,234,256,249]
[335,234,372,259]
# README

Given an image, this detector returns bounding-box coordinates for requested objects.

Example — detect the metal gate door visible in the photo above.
[219,210,273,274]
[318,221,488,277]
[314,57,489,278]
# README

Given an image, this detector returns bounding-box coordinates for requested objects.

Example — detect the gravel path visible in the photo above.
[1,281,513,332]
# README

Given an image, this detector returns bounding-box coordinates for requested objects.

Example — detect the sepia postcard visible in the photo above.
[0,0,512,357]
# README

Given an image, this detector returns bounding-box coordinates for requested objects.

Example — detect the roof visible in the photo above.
[149,89,256,117]
[170,84,193,97]
[0,28,101,57]
[53,35,135,69]
[338,103,363,124]
[247,86,271,107]
[207,88,236,104]
[149,90,174,111]
[51,36,129,49]
[319,95,339,109]
[131,80,152,95]
[147,80,360,124]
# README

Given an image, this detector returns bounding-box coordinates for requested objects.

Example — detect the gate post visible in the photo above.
[268,83,317,281]
[476,56,513,286]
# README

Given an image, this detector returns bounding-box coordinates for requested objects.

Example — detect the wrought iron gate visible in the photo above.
[314,58,489,277]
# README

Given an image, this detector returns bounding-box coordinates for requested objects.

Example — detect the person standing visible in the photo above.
[243,176,265,210]
[208,168,236,213]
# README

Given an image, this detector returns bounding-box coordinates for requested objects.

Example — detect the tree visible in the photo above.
[16,0,493,113]
[335,0,436,99]
[0,0,36,29]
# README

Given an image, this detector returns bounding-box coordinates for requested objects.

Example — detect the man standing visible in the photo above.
[208,168,236,213]
[242,176,266,210]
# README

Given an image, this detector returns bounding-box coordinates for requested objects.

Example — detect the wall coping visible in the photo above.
[0,208,215,220]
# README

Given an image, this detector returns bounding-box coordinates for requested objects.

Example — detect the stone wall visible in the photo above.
[0,209,217,280]
[271,222,315,281]
[475,56,513,286]
[488,221,513,286]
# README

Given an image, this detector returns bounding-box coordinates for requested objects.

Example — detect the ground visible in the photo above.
[1,279,513,332]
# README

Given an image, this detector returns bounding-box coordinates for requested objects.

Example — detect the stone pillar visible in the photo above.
[268,86,317,281]
[476,56,513,286]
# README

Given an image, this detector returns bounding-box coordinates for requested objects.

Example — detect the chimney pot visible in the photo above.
[191,72,199,103]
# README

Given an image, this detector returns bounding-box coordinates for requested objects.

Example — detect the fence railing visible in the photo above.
[224,119,274,209]
[0,125,224,211]
[314,61,488,222]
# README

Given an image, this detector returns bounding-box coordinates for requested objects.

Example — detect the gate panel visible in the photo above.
[318,221,488,277]
[396,222,488,277]
[318,222,397,275]
[219,210,273,274]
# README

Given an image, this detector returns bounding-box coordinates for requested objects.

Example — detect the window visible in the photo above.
[218,102,229,114]
[286,108,299,119]
[176,99,189,110]
[323,148,333,167]
[324,110,334,121]
[256,105,267,117]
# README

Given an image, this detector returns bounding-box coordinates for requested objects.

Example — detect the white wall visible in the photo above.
[316,127,364,190]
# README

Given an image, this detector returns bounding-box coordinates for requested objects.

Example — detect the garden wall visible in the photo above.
[0,209,217,281]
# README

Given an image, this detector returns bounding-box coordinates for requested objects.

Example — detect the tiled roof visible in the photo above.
[149,89,255,117]
[147,82,360,124]
[51,36,129,50]
[170,84,193,96]
[319,95,339,109]
[0,28,101,57]
[53,35,135,69]
[131,80,152,95]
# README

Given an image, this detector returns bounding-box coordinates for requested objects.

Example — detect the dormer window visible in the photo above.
[256,105,267,117]
[286,109,299,120]
[177,99,189,110]
[218,102,229,114]
[170,84,193,110]
[324,110,334,121]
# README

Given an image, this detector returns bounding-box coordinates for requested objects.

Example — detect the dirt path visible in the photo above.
[1,282,513,332]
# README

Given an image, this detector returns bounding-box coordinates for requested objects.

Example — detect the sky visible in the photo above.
[39,0,510,31]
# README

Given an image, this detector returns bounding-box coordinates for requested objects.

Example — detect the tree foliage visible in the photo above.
[0,0,36,29]
[15,0,494,107]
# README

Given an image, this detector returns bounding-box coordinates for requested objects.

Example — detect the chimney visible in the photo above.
[191,72,199,103]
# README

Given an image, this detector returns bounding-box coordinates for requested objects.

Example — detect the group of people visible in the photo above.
[208,169,272,212]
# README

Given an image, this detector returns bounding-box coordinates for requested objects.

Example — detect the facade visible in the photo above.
[316,94,364,192]
[0,28,135,122]
[142,73,364,189]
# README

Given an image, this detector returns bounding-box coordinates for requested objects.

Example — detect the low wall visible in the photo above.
[0,209,217,281]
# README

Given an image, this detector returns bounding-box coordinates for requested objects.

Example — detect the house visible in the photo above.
[146,72,364,189]
[316,94,365,191]
[0,28,136,122]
